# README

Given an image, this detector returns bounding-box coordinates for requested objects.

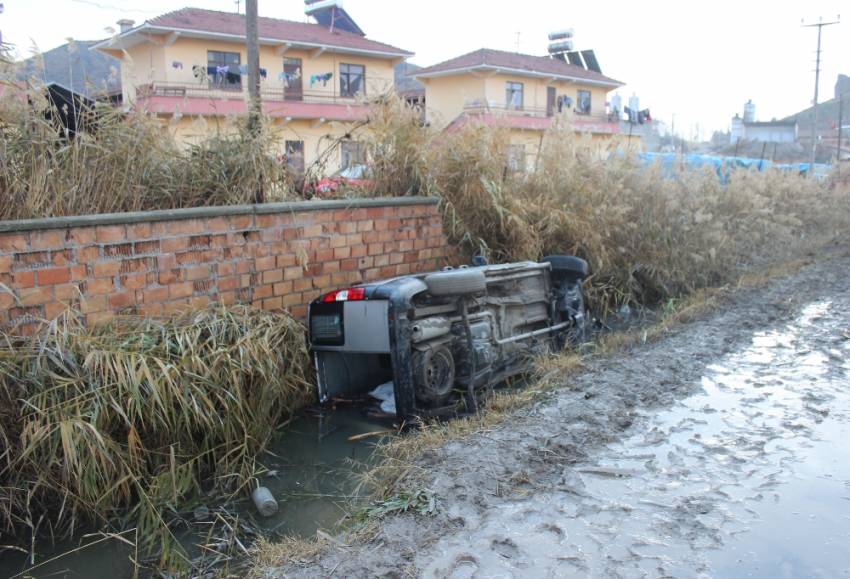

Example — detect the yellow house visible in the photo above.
[414,48,625,168]
[93,7,413,176]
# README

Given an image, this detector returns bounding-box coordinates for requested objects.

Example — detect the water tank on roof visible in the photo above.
[743,100,756,123]
[548,29,575,41]
[548,40,574,53]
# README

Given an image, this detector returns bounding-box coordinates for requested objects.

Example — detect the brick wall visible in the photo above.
[0,198,448,333]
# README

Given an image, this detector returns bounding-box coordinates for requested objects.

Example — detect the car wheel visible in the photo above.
[424,270,487,296]
[542,255,589,280]
[413,346,456,405]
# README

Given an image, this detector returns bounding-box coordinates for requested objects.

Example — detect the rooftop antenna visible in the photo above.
[802,14,840,170]
[515,31,521,53]
[234,0,241,14]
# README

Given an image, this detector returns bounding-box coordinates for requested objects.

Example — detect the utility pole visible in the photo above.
[246,0,261,137]
[802,15,840,171]
[838,93,844,178]
[245,0,263,203]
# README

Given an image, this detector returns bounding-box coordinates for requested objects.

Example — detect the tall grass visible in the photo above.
[0,76,291,220]
[357,100,850,315]
[0,305,311,568]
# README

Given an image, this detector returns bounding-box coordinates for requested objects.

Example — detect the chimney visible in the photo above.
[117,19,135,33]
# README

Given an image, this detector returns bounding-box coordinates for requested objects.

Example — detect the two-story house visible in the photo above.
[93,7,413,176]
[414,49,625,169]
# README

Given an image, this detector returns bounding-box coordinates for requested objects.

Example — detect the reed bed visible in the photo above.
[0,77,291,220]
[0,305,311,568]
[357,100,850,315]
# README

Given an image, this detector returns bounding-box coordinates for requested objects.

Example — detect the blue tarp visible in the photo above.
[637,152,832,183]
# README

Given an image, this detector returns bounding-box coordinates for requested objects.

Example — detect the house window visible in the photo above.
[208,50,241,89]
[576,90,592,115]
[507,144,526,172]
[285,140,305,174]
[340,63,365,97]
[341,140,366,169]
[506,82,524,110]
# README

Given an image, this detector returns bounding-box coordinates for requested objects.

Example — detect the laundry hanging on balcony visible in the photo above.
[309,72,333,88]
[557,95,573,112]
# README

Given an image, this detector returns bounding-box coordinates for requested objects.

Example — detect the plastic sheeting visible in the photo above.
[637,152,832,184]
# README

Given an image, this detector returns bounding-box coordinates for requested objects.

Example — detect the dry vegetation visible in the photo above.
[0,70,292,220]
[0,305,311,569]
[356,100,850,316]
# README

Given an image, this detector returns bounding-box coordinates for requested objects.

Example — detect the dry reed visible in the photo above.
[0,305,311,568]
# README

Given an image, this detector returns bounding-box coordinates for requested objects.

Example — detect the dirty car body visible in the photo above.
[308,256,588,419]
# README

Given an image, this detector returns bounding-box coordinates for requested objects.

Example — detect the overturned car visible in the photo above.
[308,256,588,419]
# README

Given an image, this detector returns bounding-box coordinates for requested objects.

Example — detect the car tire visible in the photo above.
[413,346,456,405]
[542,255,589,280]
[424,269,487,296]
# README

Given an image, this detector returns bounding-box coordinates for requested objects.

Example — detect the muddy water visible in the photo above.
[0,407,388,578]
[425,300,850,577]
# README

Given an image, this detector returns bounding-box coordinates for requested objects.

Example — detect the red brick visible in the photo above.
[293,278,312,292]
[340,258,358,272]
[281,293,302,307]
[38,267,71,286]
[220,291,237,305]
[67,228,96,245]
[356,220,374,233]
[351,244,368,258]
[0,233,29,252]
[51,250,73,266]
[219,276,240,291]
[321,260,340,274]
[121,273,148,290]
[333,246,351,259]
[311,274,331,289]
[232,215,253,230]
[284,266,304,280]
[126,223,152,239]
[95,225,127,243]
[44,301,68,320]
[206,217,230,232]
[0,255,12,273]
[20,286,54,306]
[169,282,193,299]
[252,256,273,271]
[189,295,211,309]
[273,281,293,296]
[108,292,135,310]
[77,246,100,264]
[254,284,274,299]
[30,230,64,251]
[134,240,160,254]
[162,237,190,253]
[14,251,51,268]
[263,269,284,284]
[85,278,114,295]
[290,305,308,319]
[159,270,180,285]
[184,265,211,281]
[55,283,81,301]
[0,291,15,310]
[143,287,169,304]
[262,297,283,310]
[13,270,36,288]
[167,219,205,235]
[80,295,108,314]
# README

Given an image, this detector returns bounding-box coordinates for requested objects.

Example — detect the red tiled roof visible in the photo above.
[416,48,622,86]
[146,7,412,56]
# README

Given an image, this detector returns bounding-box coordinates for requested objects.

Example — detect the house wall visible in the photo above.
[167,116,366,174]
[482,74,610,116]
[117,35,396,104]
[742,125,797,144]
[422,74,486,129]
[0,198,449,333]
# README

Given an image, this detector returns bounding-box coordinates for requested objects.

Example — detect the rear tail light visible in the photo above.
[322,287,366,302]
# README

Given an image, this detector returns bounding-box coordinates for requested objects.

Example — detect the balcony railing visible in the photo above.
[463,100,618,123]
[136,76,395,106]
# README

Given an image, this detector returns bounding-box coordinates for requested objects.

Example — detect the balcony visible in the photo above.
[461,100,621,135]
[134,76,394,122]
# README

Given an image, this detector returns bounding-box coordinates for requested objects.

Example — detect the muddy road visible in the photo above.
[268,250,850,578]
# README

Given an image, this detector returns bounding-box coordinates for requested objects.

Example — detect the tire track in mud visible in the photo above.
[268,249,850,578]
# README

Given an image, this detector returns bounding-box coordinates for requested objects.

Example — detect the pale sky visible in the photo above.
[2,0,848,139]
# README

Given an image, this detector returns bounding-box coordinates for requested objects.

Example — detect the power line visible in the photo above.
[68,0,159,14]
[802,15,840,170]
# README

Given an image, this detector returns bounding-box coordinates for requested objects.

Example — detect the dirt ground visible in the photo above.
[261,246,850,578]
